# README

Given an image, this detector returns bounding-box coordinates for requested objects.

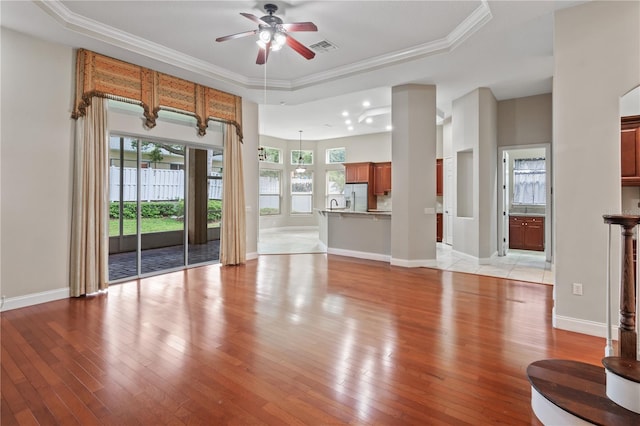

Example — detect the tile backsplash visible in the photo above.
[510,205,546,215]
[377,193,392,211]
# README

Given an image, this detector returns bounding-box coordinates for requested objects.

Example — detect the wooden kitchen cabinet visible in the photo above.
[344,162,373,183]
[509,215,544,251]
[436,213,443,242]
[621,115,640,186]
[436,159,443,196]
[373,162,392,195]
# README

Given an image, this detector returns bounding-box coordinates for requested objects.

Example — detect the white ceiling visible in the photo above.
[1,0,584,140]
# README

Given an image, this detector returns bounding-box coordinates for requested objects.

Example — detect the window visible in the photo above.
[259,169,281,215]
[291,150,313,166]
[513,158,546,205]
[326,147,346,164]
[326,170,345,208]
[262,147,281,164]
[291,171,313,214]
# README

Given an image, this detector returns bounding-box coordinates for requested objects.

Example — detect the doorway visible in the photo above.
[498,144,552,264]
[108,135,223,281]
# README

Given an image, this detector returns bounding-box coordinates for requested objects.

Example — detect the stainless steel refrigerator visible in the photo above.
[344,183,368,212]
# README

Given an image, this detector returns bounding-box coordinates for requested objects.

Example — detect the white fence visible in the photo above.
[109,166,222,202]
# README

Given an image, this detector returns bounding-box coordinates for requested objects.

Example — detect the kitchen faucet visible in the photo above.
[330,198,338,210]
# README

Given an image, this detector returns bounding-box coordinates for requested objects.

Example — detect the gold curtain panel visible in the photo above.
[72,49,243,139]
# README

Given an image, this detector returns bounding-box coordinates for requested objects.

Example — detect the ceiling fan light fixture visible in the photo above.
[259,28,273,43]
[273,32,286,47]
[216,4,317,64]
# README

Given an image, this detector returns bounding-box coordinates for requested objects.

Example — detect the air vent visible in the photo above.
[309,40,338,53]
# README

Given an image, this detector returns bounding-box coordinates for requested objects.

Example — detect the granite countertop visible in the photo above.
[509,212,546,217]
[318,209,391,216]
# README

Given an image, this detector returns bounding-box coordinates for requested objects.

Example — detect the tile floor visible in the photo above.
[258,226,553,285]
[258,227,326,255]
[109,240,220,281]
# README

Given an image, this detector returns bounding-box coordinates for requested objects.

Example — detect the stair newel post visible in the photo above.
[603,215,640,360]
[605,223,614,357]
[621,220,638,359]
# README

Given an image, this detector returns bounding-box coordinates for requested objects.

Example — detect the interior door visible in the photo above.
[501,150,510,255]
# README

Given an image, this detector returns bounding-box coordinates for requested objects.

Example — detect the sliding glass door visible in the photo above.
[108,135,222,282]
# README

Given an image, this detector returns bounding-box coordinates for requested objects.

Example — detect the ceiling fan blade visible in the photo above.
[256,43,271,65]
[215,29,257,42]
[281,22,318,32]
[241,12,269,26]
[285,35,315,60]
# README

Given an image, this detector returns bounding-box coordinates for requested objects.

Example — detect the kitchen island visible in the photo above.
[317,209,391,262]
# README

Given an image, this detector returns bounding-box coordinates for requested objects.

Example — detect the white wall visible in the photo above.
[242,100,260,258]
[451,88,498,260]
[620,86,640,117]
[1,28,74,301]
[553,0,640,334]
[442,117,453,159]
[497,94,552,147]
[478,88,498,259]
[390,84,437,266]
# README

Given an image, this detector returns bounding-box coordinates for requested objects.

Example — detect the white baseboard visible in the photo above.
[391,258,438,268]
[1,287,70,312]
[554,314,617,339]
[260,225,319,233]
[246,251,259,261]
[450,249,498,265]
[327,248,390,263]
[451,249,479,263]
[479,251,499,265]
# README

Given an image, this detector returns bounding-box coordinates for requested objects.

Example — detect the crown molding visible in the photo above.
[252,1,492,90]
[36,0,492,94]
[35,0,253,89]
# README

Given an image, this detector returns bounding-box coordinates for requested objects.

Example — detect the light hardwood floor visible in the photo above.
[1,254,602,425]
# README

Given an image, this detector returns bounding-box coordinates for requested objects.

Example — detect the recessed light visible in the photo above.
[348,126,354,131]
[365,117,373,124]
[362,101,370,107]
[342,111,349,117]
[345,119,351,125]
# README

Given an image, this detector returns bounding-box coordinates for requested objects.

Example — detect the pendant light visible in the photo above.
[295,130,306,173]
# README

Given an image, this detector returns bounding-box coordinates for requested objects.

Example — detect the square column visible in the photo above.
[391,84,438,267]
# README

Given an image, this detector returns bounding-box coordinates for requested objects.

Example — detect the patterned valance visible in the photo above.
[72,49,243,140]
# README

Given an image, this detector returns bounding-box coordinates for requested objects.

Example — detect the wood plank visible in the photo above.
[1,254,608,424]
[528,359,639,425]
[602,356,640,382]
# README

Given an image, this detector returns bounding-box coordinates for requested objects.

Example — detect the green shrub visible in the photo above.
[110,200,223,221]
[208,200,222,222]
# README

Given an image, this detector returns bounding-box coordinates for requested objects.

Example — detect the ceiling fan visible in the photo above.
[215,3,318,65]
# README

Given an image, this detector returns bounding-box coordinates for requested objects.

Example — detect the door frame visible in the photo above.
[497,143,552,264]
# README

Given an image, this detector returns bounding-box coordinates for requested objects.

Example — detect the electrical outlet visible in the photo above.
[572,283,583,296]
